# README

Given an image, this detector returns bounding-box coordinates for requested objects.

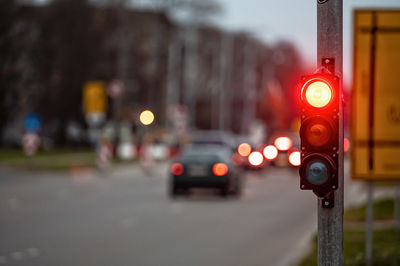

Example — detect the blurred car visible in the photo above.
[265,134,301,168]
[190,130,236,151]
[169,144,242,197]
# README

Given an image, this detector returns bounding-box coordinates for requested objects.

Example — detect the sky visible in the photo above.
[211,0,400,87]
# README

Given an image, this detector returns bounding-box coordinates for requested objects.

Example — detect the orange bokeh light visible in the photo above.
[213,163,228,176]
[238,143,252,157]
[274,137,293,151]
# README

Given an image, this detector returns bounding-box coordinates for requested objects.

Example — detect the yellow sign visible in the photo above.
[352,10,400,180]
[83,81,107,114]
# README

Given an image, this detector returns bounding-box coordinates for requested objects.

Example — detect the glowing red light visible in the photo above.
[301,78,333,108]
[274,137,293,151]
[238,143,252,157]
[248,151,264,167]
[213,163,228,176]
[344,137,350,152]
[263,145,278,160]
[170,163,184,175]
[288,151,301,167]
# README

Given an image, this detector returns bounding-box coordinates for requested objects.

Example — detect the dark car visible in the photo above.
[169,145,242,197]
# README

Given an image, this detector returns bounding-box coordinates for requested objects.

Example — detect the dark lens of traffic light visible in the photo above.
[305,158,331,185]
[306,123,331,147]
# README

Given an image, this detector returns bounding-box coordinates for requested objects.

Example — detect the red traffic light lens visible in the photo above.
[302,78,334,108]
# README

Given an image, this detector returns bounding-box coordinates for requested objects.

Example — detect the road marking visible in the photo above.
[10,251,24,261]
[27,248,40,257]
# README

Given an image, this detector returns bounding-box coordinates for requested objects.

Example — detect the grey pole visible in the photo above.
[166,37,181,129]
[211,42,219,130]
[224,35,233,132]
[317,0,344,265]
[218,34,231,131]
[183,26,198,130]
[242,39,256,134]
[395,183,400,230]
[366,182,374,266]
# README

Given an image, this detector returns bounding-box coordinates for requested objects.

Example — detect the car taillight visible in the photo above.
[274,137,293,151]
[170,163,184,175]
[263,145,278,160]
[238,143,252,157]
[213,163,228,176]
[288,151,301,167]
[248,151,263,166]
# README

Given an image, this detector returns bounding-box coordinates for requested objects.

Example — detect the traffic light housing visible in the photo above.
[299,72,339,198]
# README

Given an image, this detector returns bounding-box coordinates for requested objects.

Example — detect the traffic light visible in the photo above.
[299,72,339,198]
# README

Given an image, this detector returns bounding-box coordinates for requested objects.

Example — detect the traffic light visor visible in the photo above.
[302,79,333,108]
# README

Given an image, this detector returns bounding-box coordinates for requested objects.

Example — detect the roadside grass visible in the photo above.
[298,197,400,266]
[344,198,394,221]
[0,148,96,171]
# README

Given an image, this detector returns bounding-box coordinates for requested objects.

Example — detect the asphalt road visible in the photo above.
[0,163,317,266]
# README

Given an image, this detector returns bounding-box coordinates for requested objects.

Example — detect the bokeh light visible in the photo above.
[139,110,154,125]
[263,145,278,160]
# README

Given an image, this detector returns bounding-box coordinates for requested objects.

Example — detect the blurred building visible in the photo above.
[0,0,304,147]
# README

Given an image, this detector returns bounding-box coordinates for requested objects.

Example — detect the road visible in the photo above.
[0,163,317,266]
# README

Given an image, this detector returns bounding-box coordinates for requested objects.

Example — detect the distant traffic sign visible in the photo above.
[352,10,400,180]
[24,113,41,132]
[83,81,107,114]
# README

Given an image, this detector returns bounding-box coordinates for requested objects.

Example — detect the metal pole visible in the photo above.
[211,43,219,130]
[224,35,233,132]
[317,0,343,265]
[241,39,256,134]
[366,182,374,266]
[218,34,230,131]
[183,26,198,130]
[166,38,180,129]
[395,182,400,230]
